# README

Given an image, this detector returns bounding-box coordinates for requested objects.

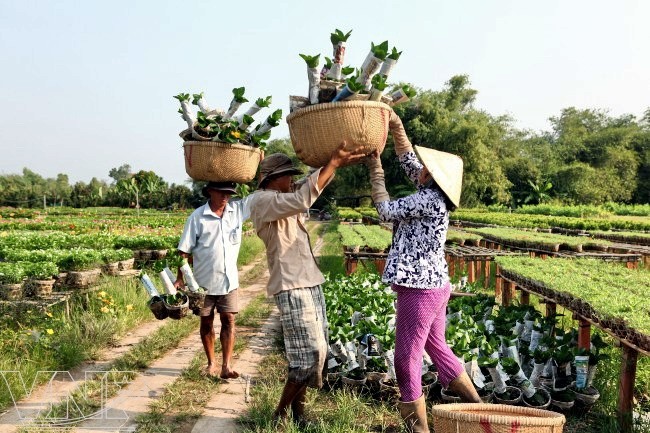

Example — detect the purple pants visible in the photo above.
[393,282,464,402]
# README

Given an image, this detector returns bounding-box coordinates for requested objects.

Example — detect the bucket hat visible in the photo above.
[202,181,237,198]
[258,153,303,187]
[414,145,464,209]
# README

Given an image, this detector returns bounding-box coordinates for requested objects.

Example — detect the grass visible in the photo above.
[238,332,403,433]
[316,222,345,277]
[1,233,269,418]
[238,235,266,269]
[0,276,153,410]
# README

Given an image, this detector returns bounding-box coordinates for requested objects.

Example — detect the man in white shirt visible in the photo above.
[175,181,250,379]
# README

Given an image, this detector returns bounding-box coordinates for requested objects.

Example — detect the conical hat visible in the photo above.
[414,145,464,208]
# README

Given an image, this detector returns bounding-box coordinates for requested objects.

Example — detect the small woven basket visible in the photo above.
[183,141,261,183]
[431,403,565,433]
[286,100,391,168]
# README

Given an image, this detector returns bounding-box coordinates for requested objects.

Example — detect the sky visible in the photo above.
[1,0,649,186]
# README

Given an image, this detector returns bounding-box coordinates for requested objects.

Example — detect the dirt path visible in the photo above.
[67,273,269,433]
[0,258,265,433]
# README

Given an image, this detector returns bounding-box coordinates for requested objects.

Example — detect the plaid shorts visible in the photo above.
[274,285,328,388]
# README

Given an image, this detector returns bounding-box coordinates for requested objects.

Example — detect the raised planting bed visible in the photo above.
[446,228,482,246]
[495,257,650,352]
[467,227,612,253]
[452,209,650,232]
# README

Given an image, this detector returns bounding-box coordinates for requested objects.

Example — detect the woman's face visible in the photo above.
[418,167,432,186]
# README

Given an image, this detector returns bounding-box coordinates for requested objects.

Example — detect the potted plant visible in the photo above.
[0,262,26,300]
[551,346,574,391]
[551,388,576,411]
[163,291,189,320]
[326,28,352,81]
[390,84,416,105]
[23,262,58,298]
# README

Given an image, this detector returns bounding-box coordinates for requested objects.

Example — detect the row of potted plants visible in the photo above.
[321,273,607,411]
[444,295,604,410]
[452,208,650,232]
[0,231,180,252]
[295,29,415,108]
[495,256,650,351]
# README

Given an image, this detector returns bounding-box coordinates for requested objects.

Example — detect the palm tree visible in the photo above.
[524,179,552,204]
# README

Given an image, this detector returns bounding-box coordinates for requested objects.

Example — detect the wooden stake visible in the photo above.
[618,346,638,433]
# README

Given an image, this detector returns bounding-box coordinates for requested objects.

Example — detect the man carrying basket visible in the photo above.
[248,143,364,424]
[175,181,250,379]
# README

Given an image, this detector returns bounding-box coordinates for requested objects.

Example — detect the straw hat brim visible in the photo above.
[414,145,464,208]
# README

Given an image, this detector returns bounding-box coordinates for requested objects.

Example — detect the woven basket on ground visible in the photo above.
[24,279,55,297]
[102,262,121,276]
[183,141,261,183]
[286,101,391,168]
[0,283,23,300]
[431,403,565,433]
[118,258,135,271]
[66,268,101,289]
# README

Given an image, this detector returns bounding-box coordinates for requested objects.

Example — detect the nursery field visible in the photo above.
[1,206,650,432]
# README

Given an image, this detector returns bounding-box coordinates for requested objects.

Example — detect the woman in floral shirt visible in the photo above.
[365,112,480,433]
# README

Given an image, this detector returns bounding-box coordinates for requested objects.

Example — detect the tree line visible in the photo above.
[1,75,648,210]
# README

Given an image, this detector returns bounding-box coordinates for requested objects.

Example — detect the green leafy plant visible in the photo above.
[173,93,190,102]
[330,29,352,45]
[387,47,402,60]
[231,87,248,104]
[401,84,416,98]
[0,263,26,284]
[345,72,365,93]
[371,74,388,91]
[299,53,320,68]
[370,41,389,60]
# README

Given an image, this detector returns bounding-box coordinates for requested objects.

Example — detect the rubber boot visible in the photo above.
[273,381,307,421]
[398,394,430,433]
[447,371,482,403]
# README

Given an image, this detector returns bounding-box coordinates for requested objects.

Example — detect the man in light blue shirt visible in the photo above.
[175,181,250,379]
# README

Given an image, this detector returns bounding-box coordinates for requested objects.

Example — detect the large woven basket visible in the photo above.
[183,141,261,183]
[431,403,565,433]
[286,100,391,168]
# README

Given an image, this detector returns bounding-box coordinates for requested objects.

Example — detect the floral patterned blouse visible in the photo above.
[375,151,449,289]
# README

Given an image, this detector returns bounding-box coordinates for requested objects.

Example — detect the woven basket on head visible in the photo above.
[286,100,391,168]
[183,141,261,183]
[431,403,565,433]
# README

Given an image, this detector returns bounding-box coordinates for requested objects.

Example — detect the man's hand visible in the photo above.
[317,142,366,191]
[329,141,367,168]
